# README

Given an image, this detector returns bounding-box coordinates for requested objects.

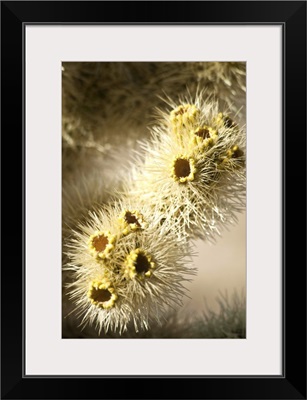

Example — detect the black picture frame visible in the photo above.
[1,1,306,399]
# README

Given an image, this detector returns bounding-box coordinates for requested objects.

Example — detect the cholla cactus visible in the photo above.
[128,92,246,242]
[65,200,195,333]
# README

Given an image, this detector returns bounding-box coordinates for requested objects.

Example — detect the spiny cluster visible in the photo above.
[65,199,194,334]
[128,93,246,241]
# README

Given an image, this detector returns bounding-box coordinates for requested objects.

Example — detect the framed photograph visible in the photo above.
[1,1,306,399]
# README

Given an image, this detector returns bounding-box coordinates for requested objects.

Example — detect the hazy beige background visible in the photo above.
[183,211,246,313]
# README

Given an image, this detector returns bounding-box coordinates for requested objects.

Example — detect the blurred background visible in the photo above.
[185,212,245,313]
